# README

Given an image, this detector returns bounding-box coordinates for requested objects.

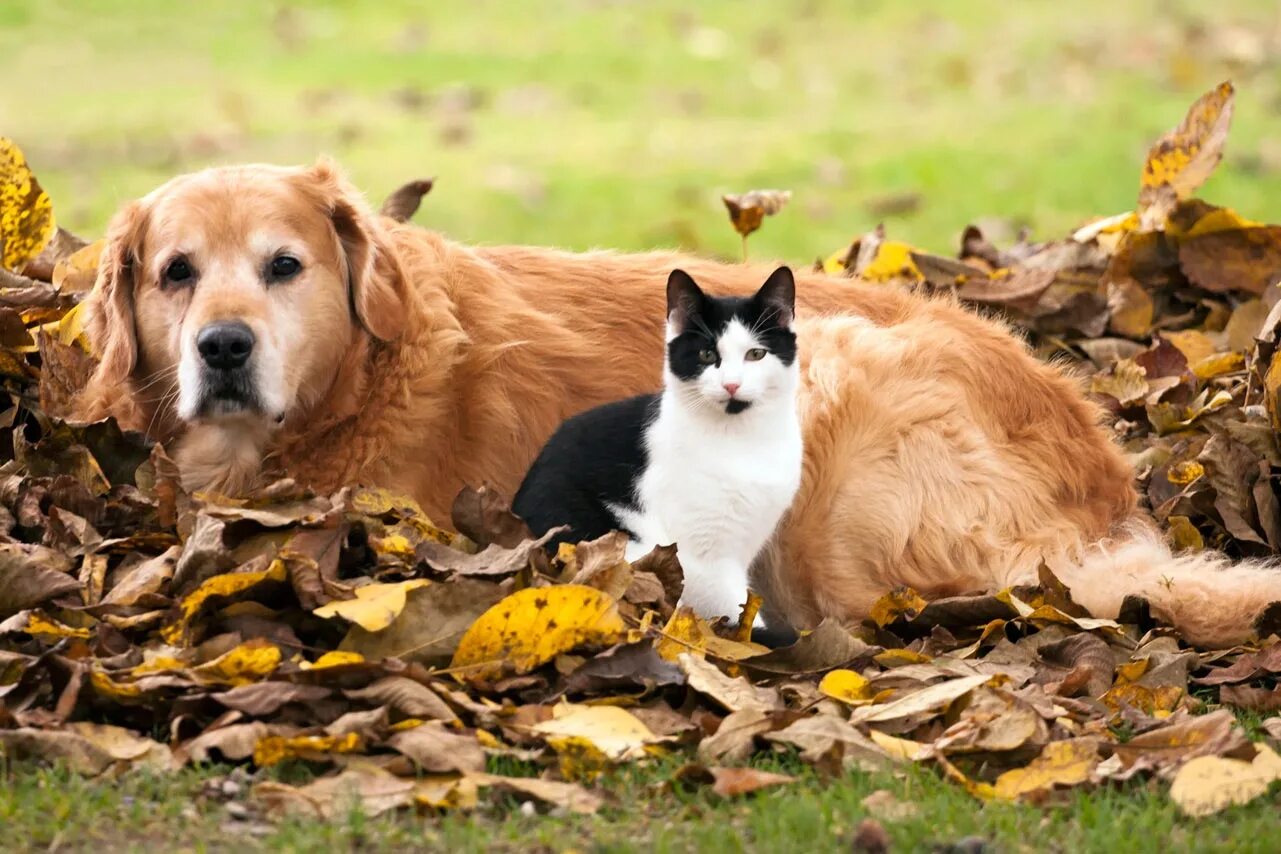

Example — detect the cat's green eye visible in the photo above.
[745,348,767,361]
[698,348,718,364]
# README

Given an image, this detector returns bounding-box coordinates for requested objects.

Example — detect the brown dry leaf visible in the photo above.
[850,674,990,726]
[1169,744,1281,817]
[764,713,887,767]
[343,676,459,722]
[1178,226,1281,296]
[1138,81,1234,229]
[211,682,332,717]
[679,653,780,713]
[387,723,485,774]
[451,484,533,548]
[1219,683,1281,712]
[674,764,795,797]
[51,239,103,294]
[99,546,179,607]
[0,544,80,616]
[0,723,173,776]
[722,190,791,238]
[1112,710,1252,777]
[697,708,776,763]
[743,618,872,676]
[470,772,603,815]
[380,178,434,222]
[1106,279,1155,338]
[1089,358,1149,407]
[255,767,414,820]
[416,529,555,578]
[450,584,627,680]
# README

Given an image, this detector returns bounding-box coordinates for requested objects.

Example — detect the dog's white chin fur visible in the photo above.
[172,415,274,496]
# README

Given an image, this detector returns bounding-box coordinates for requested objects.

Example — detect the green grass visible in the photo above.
[2,0,1281,261]
[4,753,1281,853]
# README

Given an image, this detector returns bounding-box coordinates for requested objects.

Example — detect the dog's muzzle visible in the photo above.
[195,321,260,415]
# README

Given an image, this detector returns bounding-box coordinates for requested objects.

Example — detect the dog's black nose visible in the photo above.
[197,322,255,370]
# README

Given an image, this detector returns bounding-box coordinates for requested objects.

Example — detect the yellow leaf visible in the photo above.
[1162,330,1216,366]
[1181,206,1262,239]
[1089,358,1149,406]
[90,670,143,699]
[535,704,659,759]
[414,774,480,810]
[869,586,927,627]
[534,703,662,780]
[193,640,282,687]
[819,669,874,705]
[1167,461,1204,486]
[21,611,91,639]
[994,739,1100,801]
[655,606,707,662]
[0,138,55,271]
[132,655,184,676]
[312,579,430,632]
[1191,351,1244,380]
[1166,516,1204,553]
[162,559,288,645]
[861,241,922,283]
[450,584,627,680]
[821,244,852,274]
[1107,279,1154,339]
[1138,82,1234,228]
[1267,353,1281,433]
[1169,745,1281,817]
[253,732,362,767]
[868,729,927,762]
[873,648,934,667]
[734,590,763,644]
[1100,682,1183,715]
[302,651,366,669]
[52,239,104,294]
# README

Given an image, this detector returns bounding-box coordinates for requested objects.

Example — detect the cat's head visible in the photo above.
[664,266,798,415]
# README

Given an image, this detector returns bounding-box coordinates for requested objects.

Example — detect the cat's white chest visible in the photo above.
[623,406,803,569]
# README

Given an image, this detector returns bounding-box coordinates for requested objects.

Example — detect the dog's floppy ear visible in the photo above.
[85,200,147,388]
[306,158,408,342]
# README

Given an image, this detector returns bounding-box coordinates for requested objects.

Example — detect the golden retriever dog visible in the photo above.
[77,160,1281,647]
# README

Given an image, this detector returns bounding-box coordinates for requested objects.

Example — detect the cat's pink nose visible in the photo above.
[723,382,740,396]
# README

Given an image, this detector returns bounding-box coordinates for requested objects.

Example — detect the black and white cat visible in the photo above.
[513,266,803,635]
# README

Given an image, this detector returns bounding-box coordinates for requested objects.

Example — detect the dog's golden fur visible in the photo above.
[78,162,1281,647]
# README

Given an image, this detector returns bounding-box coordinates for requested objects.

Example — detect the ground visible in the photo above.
[4,1,1281,851]
[6,752,1281,853]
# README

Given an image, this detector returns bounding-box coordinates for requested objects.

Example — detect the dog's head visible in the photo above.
[84,160,407,432]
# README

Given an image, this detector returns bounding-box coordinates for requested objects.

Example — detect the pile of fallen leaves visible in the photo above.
[4,82,1281,824]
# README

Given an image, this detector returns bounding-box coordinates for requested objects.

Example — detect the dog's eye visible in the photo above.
[698,348,718,364]
[745,348,767,361]
[164,258,194,285]
[268,255,302,281]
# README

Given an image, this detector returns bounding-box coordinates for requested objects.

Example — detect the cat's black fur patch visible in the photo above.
[513,394,659,551]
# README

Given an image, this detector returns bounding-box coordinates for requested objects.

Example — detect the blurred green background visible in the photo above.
[2,0,1279,261]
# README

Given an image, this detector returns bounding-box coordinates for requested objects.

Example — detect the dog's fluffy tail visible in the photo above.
[1052,519,1281,648]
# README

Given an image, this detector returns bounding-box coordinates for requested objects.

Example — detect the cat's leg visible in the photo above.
[677,556,764,627]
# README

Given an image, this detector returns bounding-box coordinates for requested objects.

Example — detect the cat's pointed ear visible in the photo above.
[755,266,796,327]
[666,269,706,333]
